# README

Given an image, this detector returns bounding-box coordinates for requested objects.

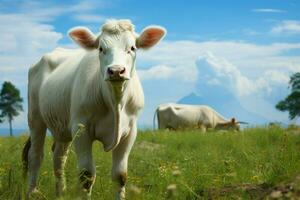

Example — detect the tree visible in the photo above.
[276,72,300,120]
[0,81,23,136]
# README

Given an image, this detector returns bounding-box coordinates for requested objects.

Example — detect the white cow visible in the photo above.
[22,19,166,199]
[153,103,242,132]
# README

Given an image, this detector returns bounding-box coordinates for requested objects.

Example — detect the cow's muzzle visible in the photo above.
[105,66,129,82]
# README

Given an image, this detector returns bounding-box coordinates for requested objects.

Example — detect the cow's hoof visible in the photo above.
[26,187,41,200]
[116,187,125,200]
[55,181,66,197]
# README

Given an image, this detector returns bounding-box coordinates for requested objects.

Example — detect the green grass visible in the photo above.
[0,126,300,199]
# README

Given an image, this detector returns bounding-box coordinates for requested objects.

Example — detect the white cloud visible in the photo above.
[198,52,256,97]
[139,65,175,80]
[252,8,285,13]
[271,20,300,35]
[0,14,62,72]
[0,14,62,54]
[264,70,290,84]
[198,52,290,97]
[0,0,109,23]
[138,65,197,82]
[138,40,300,80]
[195,53,290,122]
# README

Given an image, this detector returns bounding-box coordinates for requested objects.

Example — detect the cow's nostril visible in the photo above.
[107,68,114,75]
[120,68,126,75]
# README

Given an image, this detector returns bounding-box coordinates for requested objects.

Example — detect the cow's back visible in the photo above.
[157,103,200,129]
[157,104,218,129]
[28,48,87,138]
[174,105,222,128]
[173,105,205,128]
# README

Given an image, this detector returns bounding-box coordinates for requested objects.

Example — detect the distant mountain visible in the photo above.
[178,92,268,124]
[175,55,272,125]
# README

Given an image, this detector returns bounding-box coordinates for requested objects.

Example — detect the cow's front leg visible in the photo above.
[73,127,96,199]
[199,124,207,132]
[112,125,137,200]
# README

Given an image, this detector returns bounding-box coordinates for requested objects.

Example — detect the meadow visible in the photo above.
[0,126,300,199]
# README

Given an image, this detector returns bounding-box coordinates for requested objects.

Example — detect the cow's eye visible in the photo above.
[99,47,106,54]
[127,46,136,54]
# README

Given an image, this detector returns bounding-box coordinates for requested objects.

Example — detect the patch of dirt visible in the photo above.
[204,175,300,199]
[266,176,300,199]
[207,183,272,199]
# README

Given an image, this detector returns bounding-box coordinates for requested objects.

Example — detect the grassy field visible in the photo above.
[0,126,300,199]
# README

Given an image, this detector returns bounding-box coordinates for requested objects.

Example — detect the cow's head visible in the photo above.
[216,118,240,131]
[69,19,166,84]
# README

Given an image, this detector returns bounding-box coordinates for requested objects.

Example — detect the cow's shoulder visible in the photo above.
[157,103,176,110]
[30,48,84,76]
[43,48,84,70]
[197,105,213,111]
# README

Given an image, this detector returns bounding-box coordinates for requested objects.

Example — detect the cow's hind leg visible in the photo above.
[53,141,71,197]
[112,125,137,200]
[25,118,46,199]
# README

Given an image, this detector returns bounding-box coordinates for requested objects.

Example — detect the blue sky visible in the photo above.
[0,0,300,129]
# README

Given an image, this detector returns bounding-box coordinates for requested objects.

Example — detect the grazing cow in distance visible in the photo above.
[153,103,246,132]
[22,19,166,199]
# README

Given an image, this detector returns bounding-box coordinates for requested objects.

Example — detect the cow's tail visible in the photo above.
[22,137,31,178]
[153,108,158,130]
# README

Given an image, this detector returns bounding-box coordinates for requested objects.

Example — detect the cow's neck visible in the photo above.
[102,79,132,151]
[110,82,129,108]
[215,115,230,129]
[214,112,229,125]
[92,67,142,151]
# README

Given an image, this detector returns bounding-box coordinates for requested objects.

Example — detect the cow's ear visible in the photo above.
[68,27,99,50]
[136,26,166,49]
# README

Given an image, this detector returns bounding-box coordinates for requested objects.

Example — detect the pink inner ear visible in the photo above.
[71,30,88,40]
[144,30,162,41]
[69,28,98,50]
[138,28,165,48]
